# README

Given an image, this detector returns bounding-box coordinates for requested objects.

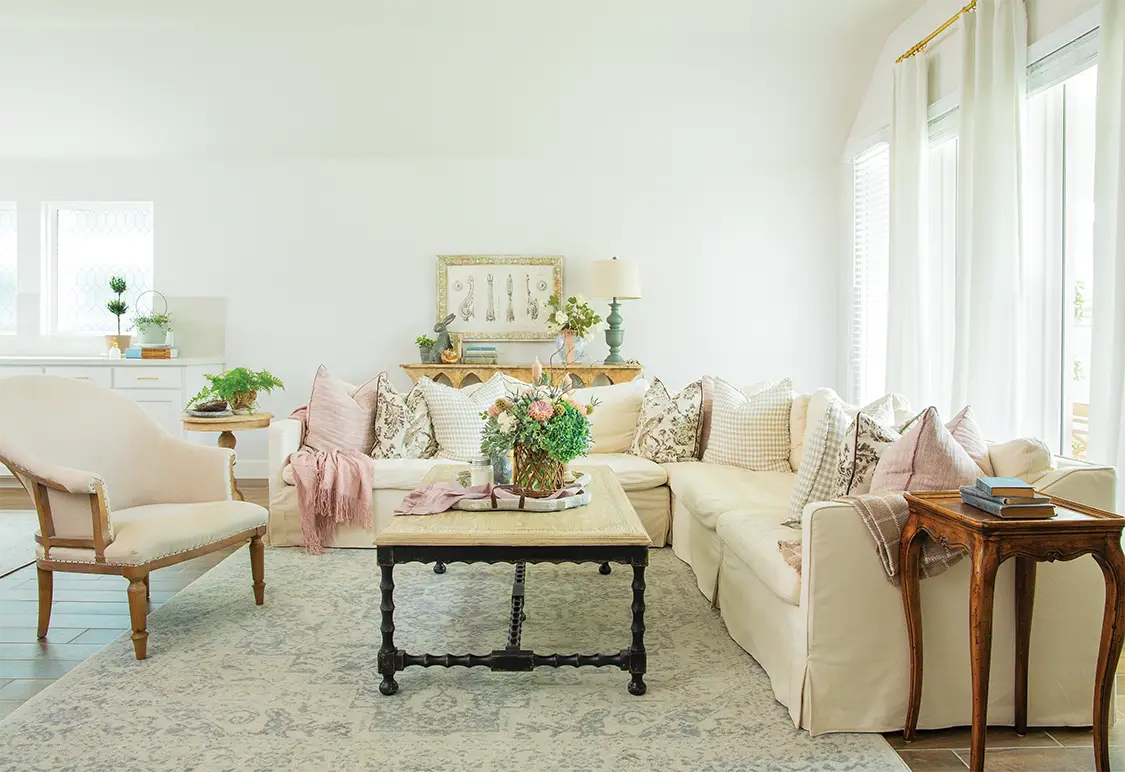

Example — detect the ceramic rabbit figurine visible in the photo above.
[429,313,456,363]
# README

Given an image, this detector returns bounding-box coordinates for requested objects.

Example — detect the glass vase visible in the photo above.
[512,443,564,498]
[554,330,587,364]
[491,450,513,486]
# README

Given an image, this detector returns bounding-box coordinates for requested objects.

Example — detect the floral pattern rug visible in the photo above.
[0,510,38,577]
[0,547,905,771]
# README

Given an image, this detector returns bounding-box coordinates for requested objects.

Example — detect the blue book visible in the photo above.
[975,476,1035,497]
[961,486,1054,518]
[124,347,142,359]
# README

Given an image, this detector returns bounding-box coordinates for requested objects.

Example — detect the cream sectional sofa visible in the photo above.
[266,378,1118,735]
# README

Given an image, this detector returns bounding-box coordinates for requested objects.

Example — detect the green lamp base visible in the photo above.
[604,299,625,365]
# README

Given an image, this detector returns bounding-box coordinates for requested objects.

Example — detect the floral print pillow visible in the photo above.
[370,374,438,460]
[834,412,900,496]
[630,378,704,463]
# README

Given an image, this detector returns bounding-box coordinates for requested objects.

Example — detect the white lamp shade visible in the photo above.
[590,259,642,300]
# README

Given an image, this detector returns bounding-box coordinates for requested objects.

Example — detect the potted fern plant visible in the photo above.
[186,368,285,415]
[105,276,131,352]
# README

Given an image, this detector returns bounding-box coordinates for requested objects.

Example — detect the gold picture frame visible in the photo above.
[437,255,564,341]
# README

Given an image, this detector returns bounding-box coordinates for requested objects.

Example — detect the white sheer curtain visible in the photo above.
[887,54,934,408]
[1089,0,1125,510]
[952,0,1030,440]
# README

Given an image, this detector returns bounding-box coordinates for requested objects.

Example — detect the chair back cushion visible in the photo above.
[0,375,168,519]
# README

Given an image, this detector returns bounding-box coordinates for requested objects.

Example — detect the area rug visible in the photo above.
[0,548,906,772]
[0,510,38,576]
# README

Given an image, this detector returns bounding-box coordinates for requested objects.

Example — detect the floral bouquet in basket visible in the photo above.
[480,375,597,497]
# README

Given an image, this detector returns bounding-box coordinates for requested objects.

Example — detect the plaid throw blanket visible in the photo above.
[778,492,963,585]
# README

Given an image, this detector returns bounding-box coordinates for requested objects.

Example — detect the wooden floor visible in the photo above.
[2,482,1123,769]
[0,481,268,720]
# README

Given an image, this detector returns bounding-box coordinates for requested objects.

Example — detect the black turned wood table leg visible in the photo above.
[507,561,527,650]
[378,563,399,695]
[433,562,446,574]
[628,562,647,695]
[599,562,612,575]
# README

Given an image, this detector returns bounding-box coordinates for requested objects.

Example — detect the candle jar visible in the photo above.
[469,457,494,487]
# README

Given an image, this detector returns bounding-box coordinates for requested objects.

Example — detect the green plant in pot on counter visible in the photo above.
[132,312,174,345]
[105,276,132,351]
[186,368,285,415]
[416,334,436,363]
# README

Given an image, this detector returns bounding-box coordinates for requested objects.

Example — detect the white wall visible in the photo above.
[0,0,916,474]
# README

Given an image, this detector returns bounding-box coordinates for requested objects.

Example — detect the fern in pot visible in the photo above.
[187,368,285,415]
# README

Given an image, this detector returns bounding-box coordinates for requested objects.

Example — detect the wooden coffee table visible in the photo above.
[900,490,1125,772]
[376,466,652,696]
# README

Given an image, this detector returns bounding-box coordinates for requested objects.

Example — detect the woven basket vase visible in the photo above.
[512,443,564,498]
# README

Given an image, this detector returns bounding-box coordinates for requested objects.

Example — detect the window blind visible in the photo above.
[850,143,890,403]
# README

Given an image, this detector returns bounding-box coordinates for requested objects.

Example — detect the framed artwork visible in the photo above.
[437,255,564,341]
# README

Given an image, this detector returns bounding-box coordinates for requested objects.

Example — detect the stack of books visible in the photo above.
[124,346,178,360]
[462,344,498,365]
[960,477,1055,519]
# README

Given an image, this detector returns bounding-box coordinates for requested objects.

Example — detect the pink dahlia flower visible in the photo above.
[529,400,554,422]
[487,403,502,418]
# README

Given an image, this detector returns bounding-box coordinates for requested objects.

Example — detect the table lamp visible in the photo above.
[590,257,642,365]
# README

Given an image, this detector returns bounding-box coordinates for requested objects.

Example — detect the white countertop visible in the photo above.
[0,355,225,367]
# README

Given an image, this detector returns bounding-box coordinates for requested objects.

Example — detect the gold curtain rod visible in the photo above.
[896,0,976,63]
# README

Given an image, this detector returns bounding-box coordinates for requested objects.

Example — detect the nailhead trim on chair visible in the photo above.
[35,524,268,566]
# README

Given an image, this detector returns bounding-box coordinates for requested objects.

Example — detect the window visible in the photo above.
[0,204,15,333]
[849,143,890,403]
[44,203,154,334]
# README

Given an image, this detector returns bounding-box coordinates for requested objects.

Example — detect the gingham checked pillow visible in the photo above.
[701,378,793,472]
[417,374,509,462]
[785,396,849,526]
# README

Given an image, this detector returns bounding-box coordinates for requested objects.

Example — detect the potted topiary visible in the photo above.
[132,312,174,345]
[105,276,132,352]
[416,334,436,363]
[186,367,285,415]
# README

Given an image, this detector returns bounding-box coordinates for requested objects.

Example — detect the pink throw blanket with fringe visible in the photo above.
[287,406,374,555]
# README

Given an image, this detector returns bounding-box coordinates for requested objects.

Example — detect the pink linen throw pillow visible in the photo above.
[304,365,381,453]
[944,405,995,476]
[870,407,982,493]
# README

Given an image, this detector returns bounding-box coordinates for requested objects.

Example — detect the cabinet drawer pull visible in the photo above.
[136,376,160,381]
[73,376,89,380]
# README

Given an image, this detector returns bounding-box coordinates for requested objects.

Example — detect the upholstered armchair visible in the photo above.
[0,375,268,660]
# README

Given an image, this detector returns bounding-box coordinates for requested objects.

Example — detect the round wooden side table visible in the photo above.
[181,412,273,501]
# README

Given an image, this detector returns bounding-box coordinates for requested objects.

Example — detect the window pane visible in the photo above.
[54,204,153,334]
[1062,66,1098,459]
[0,204,15,333]
[851,143,890,403]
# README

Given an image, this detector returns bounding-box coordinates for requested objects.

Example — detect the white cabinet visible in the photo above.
[115,388,184,437]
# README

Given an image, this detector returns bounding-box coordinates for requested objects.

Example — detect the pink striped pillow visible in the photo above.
[304,366,381,453]
[870,407,982,493]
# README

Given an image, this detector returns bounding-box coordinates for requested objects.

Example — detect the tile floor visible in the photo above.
[1,484,1122,770]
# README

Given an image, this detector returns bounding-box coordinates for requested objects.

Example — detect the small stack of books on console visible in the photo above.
[960,477,1056,519]
[462,344,498,365]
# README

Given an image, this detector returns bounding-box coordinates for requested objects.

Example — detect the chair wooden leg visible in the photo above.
[250,532,265,605]
[143,573,150,600]
[36,566,53,639]
[127,575,149,660]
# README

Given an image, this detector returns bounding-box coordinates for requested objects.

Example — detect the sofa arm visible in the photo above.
[269,418,303,495]
[1035,459,1117,511]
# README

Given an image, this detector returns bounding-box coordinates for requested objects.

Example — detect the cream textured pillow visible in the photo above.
[701,378,793,472]
[630,378,704,463]
[987,437,1054,481]
[870,407,982,492]
[304,366,380,453]
[786,397,849,525]
[418,374,509,462]
[370,374,437,460]
[571,379,649,454]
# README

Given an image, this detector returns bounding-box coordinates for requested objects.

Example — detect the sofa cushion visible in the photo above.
[789,392,811,471]
[702,378,793,472]
[871,407,982,492]
[284,458,462,489]
[371,374,437,460]
[572,453,668,491]
[665,462,795,528]
[304,366,380,453]
[988,437,1053,482]
[571,379,649,454]
[716,509,802,606]
[785,396,849,525]
[419,374,508,461]
[946,405,995,476]
[631,378,704,463]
